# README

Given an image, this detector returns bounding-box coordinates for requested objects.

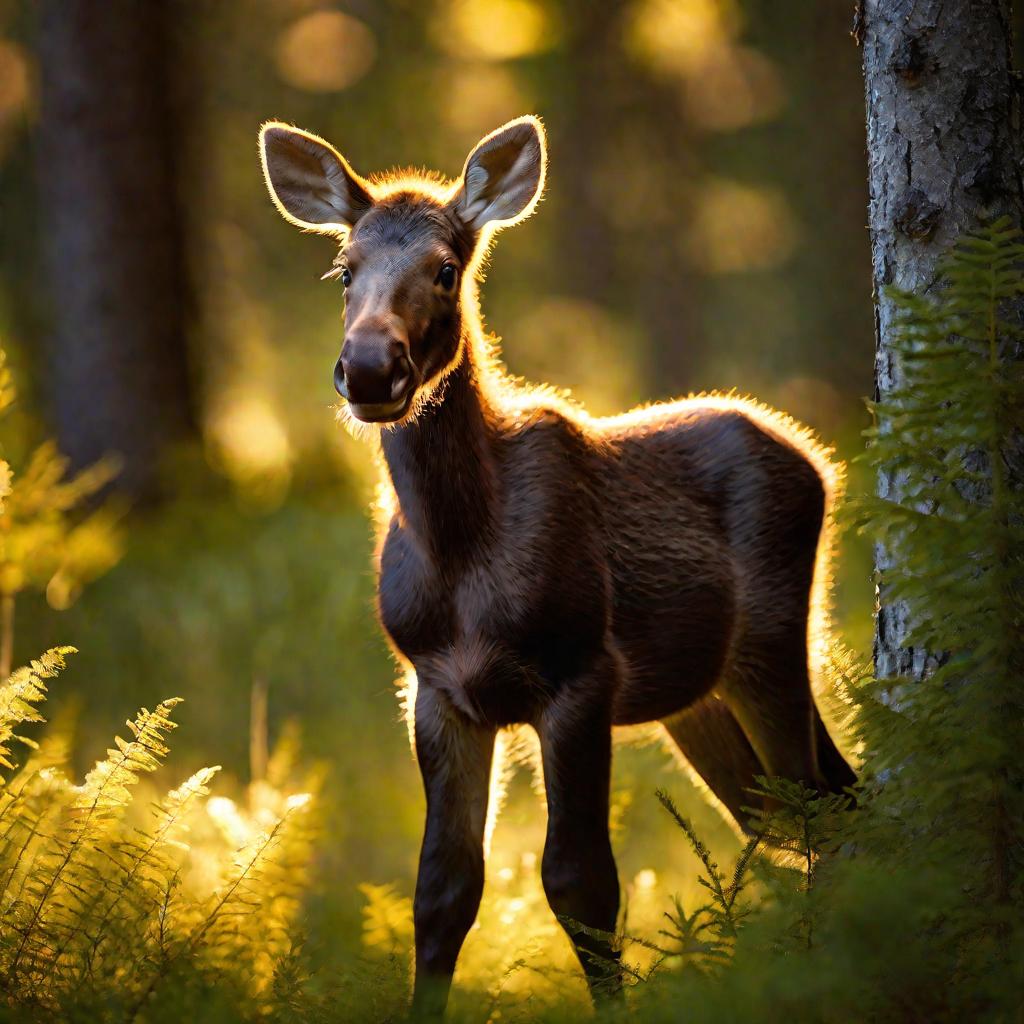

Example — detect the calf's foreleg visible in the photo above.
[538,661,622,997]
[411,684,496,1018]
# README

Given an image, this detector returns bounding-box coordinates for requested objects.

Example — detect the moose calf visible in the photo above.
[260,115,855,1016]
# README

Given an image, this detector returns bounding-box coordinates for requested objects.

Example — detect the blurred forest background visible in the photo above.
[0,0,883,1014]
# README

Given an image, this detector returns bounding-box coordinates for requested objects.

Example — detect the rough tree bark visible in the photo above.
[860,0,1024,682]
[34,0,197,501]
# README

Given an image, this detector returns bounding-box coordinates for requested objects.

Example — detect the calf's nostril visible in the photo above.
[390,375,408,401]
[333,358,348,398]
[390,355,412,401]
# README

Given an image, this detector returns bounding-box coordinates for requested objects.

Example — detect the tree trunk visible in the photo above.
[34,0,197,501]
[860,0,1023,682]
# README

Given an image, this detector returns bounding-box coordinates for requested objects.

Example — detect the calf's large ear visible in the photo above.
[259,122,373,233]
[452,116,546,232]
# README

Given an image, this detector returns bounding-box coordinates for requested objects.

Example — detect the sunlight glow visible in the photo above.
[441,65,532,140]
[627,0,739,77]
[635,868,658,891]
[498,897,526,926]
[437,0,557,61]
[0,39,29,131]
[285,791,312,811]
[484,729,514,857]
[275,11,376,92]
[207,795,251,847]
[625,1,782,135]
[206,393,293,505]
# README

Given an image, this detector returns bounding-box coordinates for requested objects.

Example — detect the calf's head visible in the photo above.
[260,117,546,423]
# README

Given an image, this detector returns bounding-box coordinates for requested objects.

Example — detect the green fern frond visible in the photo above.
[4,442,117,520]
[76,699,183,816]
[70,766,223,983]
[0,648,75,776]
[841,218,1024,981]
[655,788,762,971]
[2,699,183,989]
[0,350,320,1017]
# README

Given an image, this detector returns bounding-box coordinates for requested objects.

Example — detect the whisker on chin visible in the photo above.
[334,402,377,440]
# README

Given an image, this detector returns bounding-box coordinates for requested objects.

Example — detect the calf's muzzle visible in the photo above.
[335,332,415,422]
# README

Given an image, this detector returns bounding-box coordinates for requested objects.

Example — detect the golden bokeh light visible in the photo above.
[205,392,294,506]
[0,39,30,127]
[687,178,797,273]
[206,794,251,848]
[626,0,740,77]
[274,10,376,92]
[686,45,784,131]
[440,64,532,142]
[634,867,658,890]
[436,0,557,61]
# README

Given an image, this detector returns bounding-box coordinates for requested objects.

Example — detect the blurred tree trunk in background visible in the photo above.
[628,77,702,395]
[860,0,1023,681]
[34,0,197,501]
[549,0,619,309]
[764,1,872,399]
[554,0,702,398]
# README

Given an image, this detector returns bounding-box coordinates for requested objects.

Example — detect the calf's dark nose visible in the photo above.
[337,337,412,406]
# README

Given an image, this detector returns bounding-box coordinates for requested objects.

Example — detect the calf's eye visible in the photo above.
[340,267,353,288]
[437,263,458,290]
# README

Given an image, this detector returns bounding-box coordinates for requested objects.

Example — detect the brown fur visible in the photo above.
[260,116,855,1016]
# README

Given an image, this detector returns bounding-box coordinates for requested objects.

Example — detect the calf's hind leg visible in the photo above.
[662,694,767,831]
[815,708,857,793]
[719,633,826,791]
